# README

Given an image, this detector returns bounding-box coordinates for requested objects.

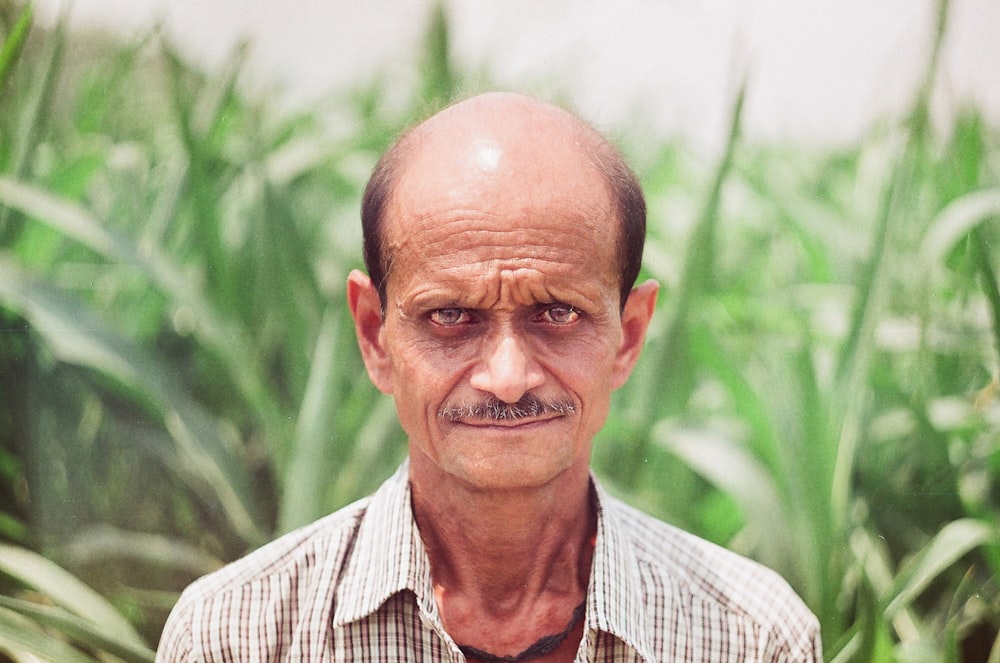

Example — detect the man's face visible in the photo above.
[349,98,655,491]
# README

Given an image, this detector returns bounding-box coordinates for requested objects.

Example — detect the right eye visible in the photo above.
[429,308,473,326]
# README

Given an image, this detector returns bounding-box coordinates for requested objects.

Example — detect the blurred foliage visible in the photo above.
[1,0,999,660]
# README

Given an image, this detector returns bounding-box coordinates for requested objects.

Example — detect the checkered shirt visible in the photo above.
[156,463,822,661]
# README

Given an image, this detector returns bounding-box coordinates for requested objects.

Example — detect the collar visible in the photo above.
[331,463,439,627]
[330,463,654,661]
[587,476,655,661]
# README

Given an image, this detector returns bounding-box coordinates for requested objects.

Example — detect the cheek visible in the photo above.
[532,339,619,426]
[537,333,619,378]
[386,336,469,418]
[386,358,436,441]
[387,317,484,384]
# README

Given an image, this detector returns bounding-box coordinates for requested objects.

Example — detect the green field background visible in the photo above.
[1,2,999,661]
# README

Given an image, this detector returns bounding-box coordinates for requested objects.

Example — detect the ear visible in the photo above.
[611,279,659,390]
[347,269,394,394]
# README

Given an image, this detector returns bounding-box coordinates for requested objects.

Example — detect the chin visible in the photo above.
[410,420,590,491]
[445,452,577,493]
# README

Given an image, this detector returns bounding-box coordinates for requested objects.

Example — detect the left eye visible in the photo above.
[539,305,579,325]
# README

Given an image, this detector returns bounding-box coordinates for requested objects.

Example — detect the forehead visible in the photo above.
[381,103,620,285]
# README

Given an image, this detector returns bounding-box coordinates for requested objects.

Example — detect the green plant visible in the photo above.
[0,543,154,662]
[593,1,1000,659]
[1,0,998,660]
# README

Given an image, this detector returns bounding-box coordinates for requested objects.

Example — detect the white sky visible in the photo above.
[31,0,1000,152]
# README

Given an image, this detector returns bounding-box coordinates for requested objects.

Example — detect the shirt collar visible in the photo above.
[331,462,439,627]
[331,462,654,661]
[588,476,655,661]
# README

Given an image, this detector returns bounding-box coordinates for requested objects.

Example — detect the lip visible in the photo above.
[451,415,565,430]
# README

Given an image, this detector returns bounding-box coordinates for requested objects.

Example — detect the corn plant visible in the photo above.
[594,1,1000,660]
[0,0,998,660]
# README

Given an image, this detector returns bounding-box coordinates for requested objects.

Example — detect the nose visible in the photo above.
[469,331,545,404]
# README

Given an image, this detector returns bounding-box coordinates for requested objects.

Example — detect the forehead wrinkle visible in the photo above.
[499,268,568,308]
[392,211,602,241]
[399,262,614,314]
[389,221,611,267]
[401,253,606,292]
[385,212,620,311]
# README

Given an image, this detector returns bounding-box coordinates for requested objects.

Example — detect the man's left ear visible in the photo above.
[611,279,659,390]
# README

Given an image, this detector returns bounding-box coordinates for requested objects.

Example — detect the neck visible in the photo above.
[408,454,595,610]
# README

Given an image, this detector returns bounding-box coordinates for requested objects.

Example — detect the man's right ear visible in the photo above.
[346,270,393,394]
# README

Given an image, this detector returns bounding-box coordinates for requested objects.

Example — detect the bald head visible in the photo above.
[361,92,646,309]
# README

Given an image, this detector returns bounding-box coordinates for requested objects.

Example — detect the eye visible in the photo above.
[429,308,472,326]
[538,304,580,325]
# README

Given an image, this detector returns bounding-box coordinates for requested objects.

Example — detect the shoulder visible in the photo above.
[155,497,370,660]
[609,497,802,618]
[180,496,368,603]
[605,496,821,659]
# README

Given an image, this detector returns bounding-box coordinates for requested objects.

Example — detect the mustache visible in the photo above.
[438,393,576,422]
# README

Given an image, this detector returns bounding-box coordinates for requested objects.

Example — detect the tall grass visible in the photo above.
[1,1,998,660]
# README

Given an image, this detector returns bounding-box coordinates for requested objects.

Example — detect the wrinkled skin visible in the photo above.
[349,94,657,493]
[346,92,658,660]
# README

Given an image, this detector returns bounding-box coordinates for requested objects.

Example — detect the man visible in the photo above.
[157,92,821,662]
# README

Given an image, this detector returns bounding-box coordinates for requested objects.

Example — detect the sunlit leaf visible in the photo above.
[0,544,144,647]
[652,422,787,565]
[0,606,99,663]
[279,307,343,533]
[1,1,998,659]
[62,525,223,577]
[0,597,154,663]
[921,188,1000,265]
[884,518,999,619]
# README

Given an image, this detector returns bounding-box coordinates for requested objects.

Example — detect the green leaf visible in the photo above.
[0,596,154,663]
[0,606,100,663]
[0,512,28,544]
[652,422,787,565]
[0,544,145,647]
[0,176,288,468]
[63,525,223,577]
[0,256,265,545]
[921,188,1000,265]
[419,1,456,109]
[884,518,999,619]
[0,2,32,91]
[0,1,65,239]
[644,75,747,423]
[279,307,342,533]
